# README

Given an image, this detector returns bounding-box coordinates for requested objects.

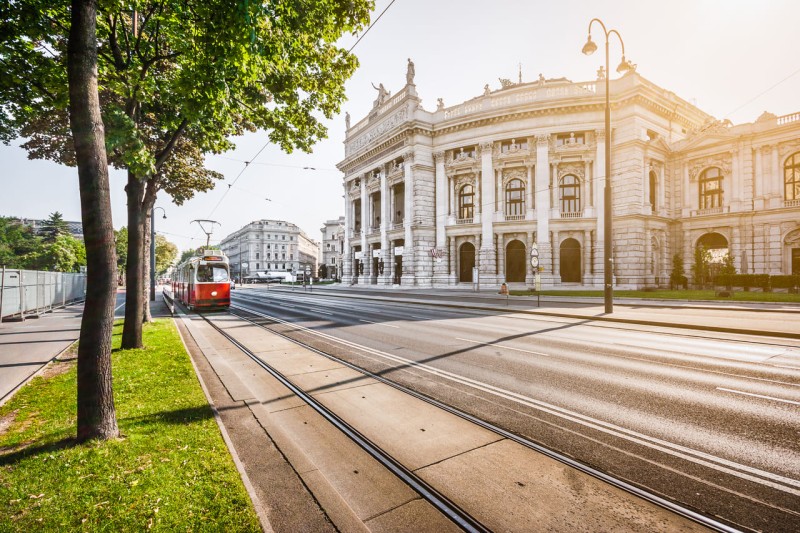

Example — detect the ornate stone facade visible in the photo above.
[337,71,800,288]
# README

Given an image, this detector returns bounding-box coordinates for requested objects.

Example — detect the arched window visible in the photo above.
[699,167,723,209]
[785,152,800,201]
[505,179,525,216]
[559,175,581,213]
[649,170,657,209]
[459,184,475,219]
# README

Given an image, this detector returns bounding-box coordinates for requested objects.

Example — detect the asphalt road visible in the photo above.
[230,286,800,532]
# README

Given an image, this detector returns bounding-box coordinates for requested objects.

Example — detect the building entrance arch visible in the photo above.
[560,238,581,282]
[506,240,526,282]
[459,242,475,282]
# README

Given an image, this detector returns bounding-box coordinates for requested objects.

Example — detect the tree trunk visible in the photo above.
[121,171,144,349]
[142,208,152,323]
[67,0,119,441]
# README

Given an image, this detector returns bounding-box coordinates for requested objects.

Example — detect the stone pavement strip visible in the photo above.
[175,310,709,532]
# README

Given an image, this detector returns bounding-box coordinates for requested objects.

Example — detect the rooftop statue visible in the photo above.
[371,82,390,108]
[406,58,415,85]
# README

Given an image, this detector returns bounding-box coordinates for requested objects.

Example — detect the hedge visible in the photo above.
[714,273,800,290]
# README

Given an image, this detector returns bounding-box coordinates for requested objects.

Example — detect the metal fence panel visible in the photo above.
[0,268,86,320]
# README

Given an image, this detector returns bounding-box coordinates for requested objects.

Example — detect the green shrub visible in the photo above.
[771,275,800,289]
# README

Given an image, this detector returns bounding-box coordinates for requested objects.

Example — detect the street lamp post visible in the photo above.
[582,18,633,314]
[150,206,167,301]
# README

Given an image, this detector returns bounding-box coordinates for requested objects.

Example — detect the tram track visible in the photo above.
[193,305,490,533]
[218,301,741,533]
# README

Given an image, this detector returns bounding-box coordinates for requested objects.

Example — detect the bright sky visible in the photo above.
[2,0,798,253]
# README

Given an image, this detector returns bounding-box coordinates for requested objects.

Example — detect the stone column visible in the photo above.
[526,231,534,286]
[497,233,505,282]
[403,154,415,285]
[586,160,593,208]
[360,174,369,283]
[682,161,692,216]
[534,134,554,286]
[479,141,497,285]
[380,166,390,285]
[449,236,457,281]
[433,151,449,286]
[731,147,742,212]
[754,148,764,210]
[342,181,352,284]
[448,176,456,219]
[552,230,560,283]
[594,129,605,285]
[526,164,535,220]
[770,145,781,207]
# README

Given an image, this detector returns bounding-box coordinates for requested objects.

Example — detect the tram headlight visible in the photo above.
[211,291,218,296]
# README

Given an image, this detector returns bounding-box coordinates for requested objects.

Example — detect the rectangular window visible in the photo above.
[256,263,259,270]
[256,252,260,259]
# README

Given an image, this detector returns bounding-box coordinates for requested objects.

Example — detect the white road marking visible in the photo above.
[772,365,800,370]
[359,319,399,329]
[230,303,800,497]
[716,387,800,406]
[456,337,549,357]
[308,308,333,315]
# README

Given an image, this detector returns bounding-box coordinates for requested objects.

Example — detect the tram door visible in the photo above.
[188,265,195,305]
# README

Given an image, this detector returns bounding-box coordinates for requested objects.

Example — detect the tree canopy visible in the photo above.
[0,216,85,271]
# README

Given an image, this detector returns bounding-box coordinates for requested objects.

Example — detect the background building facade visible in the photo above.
[320,217,344,280]
[337,70,800,288]
[219,219,319,281]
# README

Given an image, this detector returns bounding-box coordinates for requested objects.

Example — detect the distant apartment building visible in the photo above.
[218,219,319,280]
[15,217,84,240]
[320,216,344,279]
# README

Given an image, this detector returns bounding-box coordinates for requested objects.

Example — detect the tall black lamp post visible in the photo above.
[582,18,633,314]
[150,206,166,301]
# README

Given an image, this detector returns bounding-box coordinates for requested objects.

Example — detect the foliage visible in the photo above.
[0,217,40,268]
[178,248,201,264]
[114,227,128,269]
[318,264,328,279]
[691,246,711,287]
[41,233,86,272]
[40,211,70,243]
[0,217,84,271]
[154,234,178,275]
[669,253,687,289]
[0,320,261,531]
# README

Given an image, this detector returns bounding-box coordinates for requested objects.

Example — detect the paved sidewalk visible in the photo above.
[0,290,172,407]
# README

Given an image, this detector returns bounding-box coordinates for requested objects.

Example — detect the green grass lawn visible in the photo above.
[0,320,261,532]
[508,289,800,303]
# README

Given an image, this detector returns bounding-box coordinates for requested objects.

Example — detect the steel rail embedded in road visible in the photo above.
[229,301,743,533]
[194,308,491,533]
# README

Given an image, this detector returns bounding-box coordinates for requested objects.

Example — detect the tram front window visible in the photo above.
[196,264,229,282]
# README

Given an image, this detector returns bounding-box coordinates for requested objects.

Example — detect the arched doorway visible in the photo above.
[506,240,526,282]
[560,238,581,282]
[459,242,475,282]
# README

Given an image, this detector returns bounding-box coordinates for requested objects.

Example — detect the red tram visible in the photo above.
[172,251,231,310]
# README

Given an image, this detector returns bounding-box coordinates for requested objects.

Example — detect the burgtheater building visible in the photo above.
[337,66,800,289]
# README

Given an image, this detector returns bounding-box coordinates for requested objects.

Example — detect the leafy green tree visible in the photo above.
[0,217,43,268]
[2,0,373,349]
[154,234,178,275]
[178,248,200,264]
[114,227,128,271]
[669,253,686,290]
[41,211,70,243]
[691,246,711,288]
[40,233,86,272]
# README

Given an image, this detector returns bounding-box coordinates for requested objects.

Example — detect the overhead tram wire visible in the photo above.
[204,1,397,222]
[348,0,397,53]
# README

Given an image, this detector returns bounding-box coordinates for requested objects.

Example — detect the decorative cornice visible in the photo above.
[688,154,732,181]
[778,138,800,160]
[557,162,585,180]
[536,134,550,147]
